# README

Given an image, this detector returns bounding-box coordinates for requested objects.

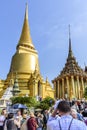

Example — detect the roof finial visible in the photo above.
[25,3,28,20]
[69,24,71,52]
[68,24,73,58]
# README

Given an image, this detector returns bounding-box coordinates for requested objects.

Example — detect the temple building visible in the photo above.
[0,80,4,93]
[52,27,87,100]
[0,4,54,98]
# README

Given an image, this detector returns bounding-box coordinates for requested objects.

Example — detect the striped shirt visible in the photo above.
[47,115,87,130]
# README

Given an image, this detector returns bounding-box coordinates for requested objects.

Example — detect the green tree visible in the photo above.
[35,96,55,110]
[10,96,39,107]
[84,87,87,99]
[11,96,55,110]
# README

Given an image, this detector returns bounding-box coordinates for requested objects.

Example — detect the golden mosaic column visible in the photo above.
[62,78,64,98]
[77,76,80,99]
[71,76,75,98]
[75,80,77,98]
[81,77,84,98]
[54,81,56,98]
[57,80,60,99]
[60,80,62,98]
[66,77,69,98]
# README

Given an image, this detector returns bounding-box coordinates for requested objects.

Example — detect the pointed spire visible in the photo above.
[68,25,73,58]
[25,3,28,20]
[17,3,34,49]
[69,24,71,52]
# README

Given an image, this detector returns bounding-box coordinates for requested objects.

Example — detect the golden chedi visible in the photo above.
[2,4,54,98]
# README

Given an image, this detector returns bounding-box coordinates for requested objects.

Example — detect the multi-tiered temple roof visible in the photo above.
[59,27,87,78]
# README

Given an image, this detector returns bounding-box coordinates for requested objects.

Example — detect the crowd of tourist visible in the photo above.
[0,99,87,130]
[0,108,48,130]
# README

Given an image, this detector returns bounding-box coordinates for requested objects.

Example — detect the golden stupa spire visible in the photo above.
[68,25,73,58]
[17,3,34,49]
[25,3,28,20]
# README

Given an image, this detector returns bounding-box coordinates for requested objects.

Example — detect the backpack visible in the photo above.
[6,119,17,130]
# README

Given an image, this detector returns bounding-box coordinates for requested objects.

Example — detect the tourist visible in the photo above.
[36,113,43,130]
[43,109,49,130]
[0,108,6,130]
[20,111,28,130]
[47,100,87,130]
[15,110,22,130]
[14,116,21,130]
[4,113,17,130]
[71,108,77,119]
[71,101,79,112]
[71,108,84,121]
[16,110,22,120]
[27,112,38,130]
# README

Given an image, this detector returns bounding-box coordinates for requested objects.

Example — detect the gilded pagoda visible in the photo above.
[52,27,87,100]
[0,4,54,98]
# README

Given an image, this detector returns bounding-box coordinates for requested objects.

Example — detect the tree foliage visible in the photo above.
[11,96,39,107]
[84,87,87,99]
[10,96,55,110]
[35,96,55,110]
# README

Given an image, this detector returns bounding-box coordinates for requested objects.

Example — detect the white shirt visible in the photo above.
[0,115,5,126]
[47,115,87,130]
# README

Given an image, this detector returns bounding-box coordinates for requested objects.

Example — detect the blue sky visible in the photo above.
[0,0,87,85]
